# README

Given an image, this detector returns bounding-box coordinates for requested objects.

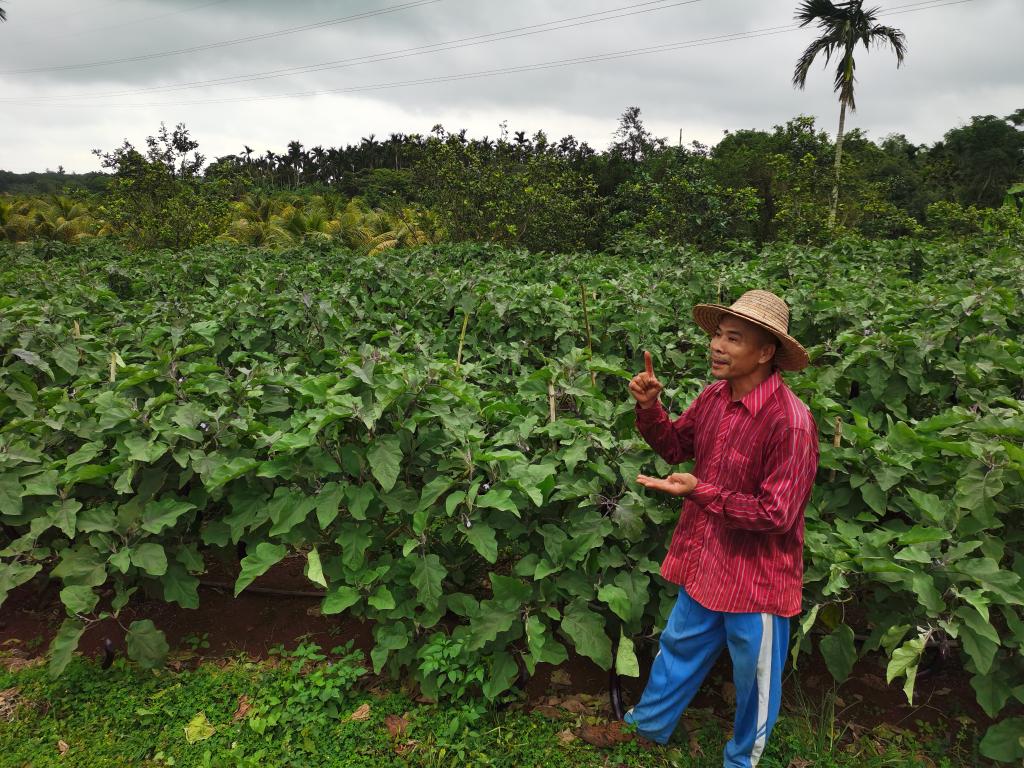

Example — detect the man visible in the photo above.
[624,289,818,767]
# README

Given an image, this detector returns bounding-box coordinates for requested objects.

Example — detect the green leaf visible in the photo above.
[130,542,168,576]
[322,585,360,615]
[59,585,98,615]
[597,584,632,623]
[371,620,409,673]
[126,619,169,670]
[0,562,41,606]
[860,483,887,516]
[12,347,54,378]
[48,499,81,538]
[912,573,946,614]
[466,602,517,651]
[490,573,531,606]
[411,554,447,610]
[184,712,215,744]
[979,718,1024,762]
[305,546,327,588]
[367,435,402,492]
[905,487,947,524]
[124,435,168,464]
[898,525,949,546]
[234,542,286,597]
[48,618,85,678]
[971,671,1013,718]
[368,586,396,610]
[561,599,612,669]
[957,606,1000,674]
[886,632,927,704]
[482,651,519,700]
[465,522,498,564]
[315,482,346,529]
[525,615,567,674]
[475,488,520,515]
[615,631,640,677]
[346,484,375,521]
[141,497,196,535]
[162,562,200,609]
[819,624,857,684]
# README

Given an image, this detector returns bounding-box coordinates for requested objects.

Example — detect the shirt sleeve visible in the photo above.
[634,393,702,465]
[688,426,818,533]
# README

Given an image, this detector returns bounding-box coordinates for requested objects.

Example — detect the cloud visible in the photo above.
[0,0,1020,172]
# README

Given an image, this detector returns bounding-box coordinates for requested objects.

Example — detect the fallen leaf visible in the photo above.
[786,759,812,768]
[184,712,215,744]
[550,670,571,688]
[57,740,69,756]
[232,694,251,722]
[0,687,19,722]
[395,739,419,756]
[575,721,634,748]
[347,702,371,721]
[721,682,736,706]
[689,732,703,758]
[557,729,577,745]
[385,713,409,738]
[557,695,590,714]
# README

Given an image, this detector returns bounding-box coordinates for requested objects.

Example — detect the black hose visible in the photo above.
[609,632,624,720]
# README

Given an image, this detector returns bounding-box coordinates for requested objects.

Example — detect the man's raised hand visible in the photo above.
[628,350,663,409]
[636,472,698,497]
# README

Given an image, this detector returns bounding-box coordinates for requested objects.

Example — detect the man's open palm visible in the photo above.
[629,351,662,408]
[637,472,698,496]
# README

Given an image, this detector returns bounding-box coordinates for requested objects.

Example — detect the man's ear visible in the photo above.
[757,342,777,366]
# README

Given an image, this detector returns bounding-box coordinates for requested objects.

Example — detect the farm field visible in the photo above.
[1,234,1023,764]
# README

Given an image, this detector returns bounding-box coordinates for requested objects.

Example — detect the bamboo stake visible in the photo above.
[829,416,843,482]
[580,282,596,387]
[72,320,81,339]
[547,381,557,424]
[456,312,469,368]
[109,352,117,383]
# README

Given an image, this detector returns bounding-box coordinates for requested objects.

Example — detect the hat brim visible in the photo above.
[692,303,809,372]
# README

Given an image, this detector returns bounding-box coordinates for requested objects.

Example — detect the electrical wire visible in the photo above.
[3,0,977,109]
[4,0,705,102]
[0,0,444,75]
[7,0,236,49]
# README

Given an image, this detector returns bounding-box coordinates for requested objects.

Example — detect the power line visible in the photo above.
[0,0,443,75]
[7,0,235,49]
[3,0,976,110]
[4,0,705,102]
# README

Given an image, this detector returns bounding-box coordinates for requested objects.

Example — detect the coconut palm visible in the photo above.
[792,0,906,230]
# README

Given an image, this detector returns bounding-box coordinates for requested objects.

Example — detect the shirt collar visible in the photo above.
[722,370,782,416]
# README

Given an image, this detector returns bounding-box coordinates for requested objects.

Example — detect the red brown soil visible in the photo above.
[0,553,1008,747]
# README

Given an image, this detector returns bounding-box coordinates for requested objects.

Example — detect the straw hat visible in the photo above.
[692,290,809,371]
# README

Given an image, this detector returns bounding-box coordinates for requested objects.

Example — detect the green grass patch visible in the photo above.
[0,645,978,768]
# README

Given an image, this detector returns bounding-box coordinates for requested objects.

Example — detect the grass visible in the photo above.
[0,643,980,768]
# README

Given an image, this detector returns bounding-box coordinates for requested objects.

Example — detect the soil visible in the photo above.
[0,553,1010,748]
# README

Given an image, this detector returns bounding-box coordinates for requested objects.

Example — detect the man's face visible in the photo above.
[709,314,777,381]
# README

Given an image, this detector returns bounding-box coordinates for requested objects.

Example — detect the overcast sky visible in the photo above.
[0,0,1021,173]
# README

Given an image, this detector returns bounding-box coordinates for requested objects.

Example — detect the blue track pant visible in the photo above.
[624,587,789,767]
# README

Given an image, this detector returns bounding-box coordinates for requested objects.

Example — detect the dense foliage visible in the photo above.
[2,108,1022,252]
[1,233,1022,758]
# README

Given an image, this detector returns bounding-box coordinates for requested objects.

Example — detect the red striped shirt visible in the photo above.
[635,371,818,617]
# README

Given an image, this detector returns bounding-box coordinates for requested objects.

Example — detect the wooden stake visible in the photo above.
[829,416,843,482]
[72,320,80,339]
[109,352,117,383]
[456,313,469,368]
[547,381,557,423]
[580,283,596,387]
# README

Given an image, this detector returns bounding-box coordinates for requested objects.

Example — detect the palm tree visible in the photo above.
[792,0,906,230]
[0,3,7,22]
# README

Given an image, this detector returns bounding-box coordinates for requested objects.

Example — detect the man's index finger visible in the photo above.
[644,350,654,376]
